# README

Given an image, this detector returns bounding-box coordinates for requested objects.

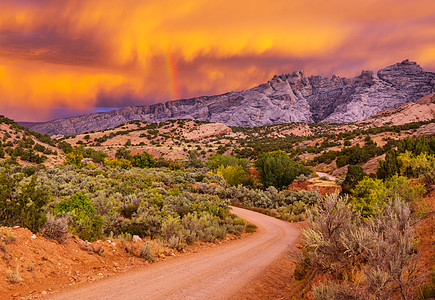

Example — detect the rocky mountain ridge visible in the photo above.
[28,60,435,136]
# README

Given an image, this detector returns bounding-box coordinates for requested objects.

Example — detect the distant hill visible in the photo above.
[24,59,435,136]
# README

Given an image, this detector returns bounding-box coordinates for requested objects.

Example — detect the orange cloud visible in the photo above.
[0,0,434,121]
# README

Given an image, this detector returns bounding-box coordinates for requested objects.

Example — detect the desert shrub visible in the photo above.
[224,215,246,235]
[245,224,257,233]
[139,244,155,263]
[54,193,103,241]
[312,281,354,300]
[302,193,421,299]
[302,194,357,274]
[0,164,247,248]
[416,271,435,299]
[0,174,48,232]
[295,174,309,182]
[161,215,183,241]
[220,185,320,221]
[6,266,22,284]
[206,154,250,171]
[75,214,104,241]
[41,215,69,243]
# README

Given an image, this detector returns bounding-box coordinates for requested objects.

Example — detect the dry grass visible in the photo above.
[6,265,22,284]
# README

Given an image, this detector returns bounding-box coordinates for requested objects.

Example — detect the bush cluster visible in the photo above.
[301,192,422,299]
[0,165,246,246]
[205,184,320,222]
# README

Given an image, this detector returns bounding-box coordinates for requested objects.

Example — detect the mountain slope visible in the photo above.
[28,60,435,136]
[358,94,435,127]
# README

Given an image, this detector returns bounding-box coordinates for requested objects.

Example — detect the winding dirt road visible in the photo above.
[49,207,299,300]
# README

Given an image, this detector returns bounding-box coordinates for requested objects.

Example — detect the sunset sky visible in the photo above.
[1,0,434,121]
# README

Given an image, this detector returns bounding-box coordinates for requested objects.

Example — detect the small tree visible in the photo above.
[115,147,132,161]
[376,149,399,179]
[341,165,366,195]
[256,151,310,189]
[216,165,246,186]
[64,148,84,167]
[132,151,155,168]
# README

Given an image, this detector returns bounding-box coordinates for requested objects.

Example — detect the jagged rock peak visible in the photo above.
[26,60,435,136]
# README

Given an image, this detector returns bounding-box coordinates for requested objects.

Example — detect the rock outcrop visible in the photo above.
[359,94,435,127]
[28,60,435,136]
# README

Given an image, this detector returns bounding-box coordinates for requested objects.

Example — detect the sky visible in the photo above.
[0,0,434,122]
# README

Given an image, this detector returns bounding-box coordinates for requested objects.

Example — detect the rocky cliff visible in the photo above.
[29,60,435,136]
[358,94,435,127]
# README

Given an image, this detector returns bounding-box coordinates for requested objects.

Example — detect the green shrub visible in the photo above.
[206,154,250,171]
[245,224,257,233]
[256,151,311,189]
[341,165,366,195]
[376,149,399,179]
[132,151,155,168]
[0,174,48,232]
[64,149,84,167]
[140,244,155,263]
[350,175,424,218]
[54,192,95,219]
[104,157,132,169]
[54,192,103,241]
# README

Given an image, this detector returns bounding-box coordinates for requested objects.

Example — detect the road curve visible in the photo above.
[315,172,337,181]
[49,207,299,300]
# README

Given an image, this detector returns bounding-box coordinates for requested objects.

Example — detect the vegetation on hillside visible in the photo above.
[1,115,434,298]
[295,135,435,299]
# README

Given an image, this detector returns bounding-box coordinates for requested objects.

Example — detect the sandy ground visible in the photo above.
[48,207,300,300]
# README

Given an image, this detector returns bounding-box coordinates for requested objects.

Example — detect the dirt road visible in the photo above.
[49,207,299,300]
[315,171,337,181]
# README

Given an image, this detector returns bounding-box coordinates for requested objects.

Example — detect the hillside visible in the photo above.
[359,94,435,127]
[0,116,64,166]
[57,112,435,177]
[27,60,435,136]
